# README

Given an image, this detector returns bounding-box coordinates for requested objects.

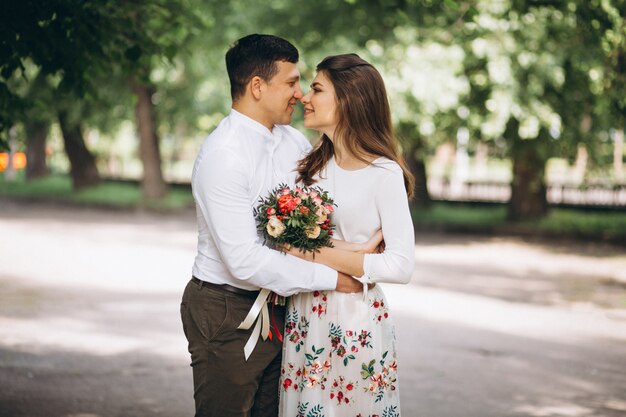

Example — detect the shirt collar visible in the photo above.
[229,109,285,155]
[229,108,276,139]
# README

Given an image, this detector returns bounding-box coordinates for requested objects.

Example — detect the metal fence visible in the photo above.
[428,180,626,207]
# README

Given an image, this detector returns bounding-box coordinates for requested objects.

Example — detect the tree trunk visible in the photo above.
[25,121,50,180]
[131,78,167,199]
[614,129,624,180]
[507,121,549,221]
[405,140,431,208]
[58,111,100,190]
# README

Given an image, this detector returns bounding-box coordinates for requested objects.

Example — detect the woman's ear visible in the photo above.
[249,76,263,100]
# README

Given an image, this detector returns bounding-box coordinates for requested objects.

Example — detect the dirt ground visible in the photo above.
[1,202,625,417]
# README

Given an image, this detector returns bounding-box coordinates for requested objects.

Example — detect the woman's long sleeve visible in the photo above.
[362,168,415,284]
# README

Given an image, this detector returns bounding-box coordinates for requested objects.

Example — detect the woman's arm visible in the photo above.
[286,231,383,276]
[328,230,383,253]
[362,169,415,284]
[289,168,414,285]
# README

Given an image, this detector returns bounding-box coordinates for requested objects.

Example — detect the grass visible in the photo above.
[531,209,626,242]
[412,203,507,229]
[413,202,626,244]
[0,174,194,210]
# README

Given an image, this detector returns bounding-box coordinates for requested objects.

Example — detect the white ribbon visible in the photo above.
[237,288,271,361]
[356,275,371,302]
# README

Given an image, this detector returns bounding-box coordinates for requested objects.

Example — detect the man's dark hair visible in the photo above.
[225,34,299,100]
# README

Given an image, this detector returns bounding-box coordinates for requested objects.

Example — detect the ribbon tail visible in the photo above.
[261,302,270,341]
[238,288,272,361]
[238,288,271,330]
[243,317,262,361]
[271,302,284,343]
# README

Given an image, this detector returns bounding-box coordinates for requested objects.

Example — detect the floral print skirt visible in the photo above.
[279,285,401,417]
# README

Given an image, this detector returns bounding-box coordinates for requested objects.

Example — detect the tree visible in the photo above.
[1,0,206,198]
[459,0,618,219]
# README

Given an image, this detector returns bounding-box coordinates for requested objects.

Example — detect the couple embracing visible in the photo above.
[180,34,415,417]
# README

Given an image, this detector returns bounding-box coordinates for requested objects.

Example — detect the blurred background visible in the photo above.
[1,1,625,416]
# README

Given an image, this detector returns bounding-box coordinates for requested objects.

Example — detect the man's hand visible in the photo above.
[335,272,363,293]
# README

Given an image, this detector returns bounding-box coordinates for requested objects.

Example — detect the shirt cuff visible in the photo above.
[363,254,375,283]
[312,263,338,291]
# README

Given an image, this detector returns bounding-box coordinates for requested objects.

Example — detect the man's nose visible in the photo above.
[293,85,303,99]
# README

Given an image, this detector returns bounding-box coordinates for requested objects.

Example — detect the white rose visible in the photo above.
[306,225,321,239]
[266,216,286,237]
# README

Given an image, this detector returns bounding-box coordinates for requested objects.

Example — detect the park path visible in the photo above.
[1,202,625,417]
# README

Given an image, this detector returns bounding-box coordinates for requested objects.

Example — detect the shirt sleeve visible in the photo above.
[193,147,337,296]
[362,168,415,284]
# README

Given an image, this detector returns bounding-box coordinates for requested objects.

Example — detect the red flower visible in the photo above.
[313,291,320,297]
[373,301,380,308]
[278,194,298,213]
[266,207,276,215]
[346,383,354,391]
[299,206,310,215]
[283,378,293,389]
[384,312,389,318]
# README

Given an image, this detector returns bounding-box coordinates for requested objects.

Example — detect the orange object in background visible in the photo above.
[13,152,27,169]
[0,152,27,172]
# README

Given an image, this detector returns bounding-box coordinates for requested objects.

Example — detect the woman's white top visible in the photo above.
[316,156,415,284]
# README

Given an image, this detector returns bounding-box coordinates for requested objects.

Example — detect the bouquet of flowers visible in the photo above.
[255,183,336,253]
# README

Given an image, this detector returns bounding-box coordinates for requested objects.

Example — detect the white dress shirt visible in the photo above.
[316,156,415,284]
[191,109,338,296]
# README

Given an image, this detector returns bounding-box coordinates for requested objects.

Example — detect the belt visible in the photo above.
[191,276,260,299]
[191,276,284,361]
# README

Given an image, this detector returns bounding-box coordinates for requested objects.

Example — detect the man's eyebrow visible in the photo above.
[287,75,300,82]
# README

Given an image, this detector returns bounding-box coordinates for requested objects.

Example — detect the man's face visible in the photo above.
[259,61,303,127]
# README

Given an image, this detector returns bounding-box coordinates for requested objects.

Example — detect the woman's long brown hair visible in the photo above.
[296,54,414,198]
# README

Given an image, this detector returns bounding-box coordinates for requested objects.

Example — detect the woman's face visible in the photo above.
[301,71,338,138]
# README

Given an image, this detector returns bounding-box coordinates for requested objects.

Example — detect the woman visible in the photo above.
[279,54,415,417]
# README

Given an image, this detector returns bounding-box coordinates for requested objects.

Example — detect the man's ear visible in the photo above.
[249,76,263,100]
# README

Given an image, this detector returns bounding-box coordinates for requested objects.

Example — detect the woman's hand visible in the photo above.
[329,230,384,254]
[357,230,384,254]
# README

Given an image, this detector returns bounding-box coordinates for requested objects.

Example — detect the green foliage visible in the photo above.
[0,0,208,146]
[383,405,400,417]
[1,0,624,202]
[0,175,193,210]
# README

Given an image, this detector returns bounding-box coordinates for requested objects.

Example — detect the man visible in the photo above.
[180,34,362,417]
